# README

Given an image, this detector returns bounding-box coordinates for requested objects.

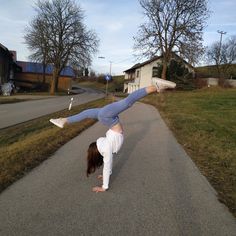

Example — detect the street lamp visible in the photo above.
[98,57,112,96]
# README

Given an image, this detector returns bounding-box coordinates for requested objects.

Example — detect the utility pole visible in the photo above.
[217,30,227,79]
[217,30,227,63]
[109,61,112,76]
[98,56,112,96]
[105,61,112,96]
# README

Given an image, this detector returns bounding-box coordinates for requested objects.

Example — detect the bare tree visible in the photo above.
[206,35,236,80]
[134,0,210,80]
[25,17,50,85]
[25,0,99,94]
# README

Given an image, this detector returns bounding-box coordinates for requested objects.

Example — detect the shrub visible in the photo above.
[157,59,196,90]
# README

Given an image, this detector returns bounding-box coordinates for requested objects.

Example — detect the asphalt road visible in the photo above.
[0,103,235,235]
[0,87,104,129]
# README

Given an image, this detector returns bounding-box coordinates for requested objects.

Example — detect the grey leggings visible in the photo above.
[67,87,148,127]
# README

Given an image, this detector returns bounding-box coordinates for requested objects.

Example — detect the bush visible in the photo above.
[157,59,196,90]
[112,75,124,92]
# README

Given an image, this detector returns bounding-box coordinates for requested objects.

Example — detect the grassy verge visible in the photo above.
[0,91,71,104]
[196,64,236,78]
[0,97,111,192]
[78,81,106,91]
[77,75,125,93]
[0,98,30,104]
[142,87,236,217]
[0,93,54,104]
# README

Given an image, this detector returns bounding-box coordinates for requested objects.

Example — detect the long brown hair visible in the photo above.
[86,142,103,177]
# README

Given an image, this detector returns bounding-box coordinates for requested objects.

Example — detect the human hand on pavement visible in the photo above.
[92,186,106,193]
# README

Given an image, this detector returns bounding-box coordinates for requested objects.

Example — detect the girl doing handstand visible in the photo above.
[50,79,176,192]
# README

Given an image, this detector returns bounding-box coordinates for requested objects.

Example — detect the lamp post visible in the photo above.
[109,61,112,75]
[106,61,113,96]
[98,57,112,96]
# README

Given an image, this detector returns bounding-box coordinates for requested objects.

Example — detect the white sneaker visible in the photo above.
[50,118,66,128]
[152,78,176,92]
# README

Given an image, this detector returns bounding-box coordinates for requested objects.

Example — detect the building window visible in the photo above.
[152,67,159,77]
[136,70,140,78]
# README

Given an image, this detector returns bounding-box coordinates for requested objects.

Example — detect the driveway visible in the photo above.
[0,87,104,129]
[0,102,235,235]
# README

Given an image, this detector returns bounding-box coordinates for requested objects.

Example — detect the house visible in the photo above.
[0,43,21,86]
[123,54,195,93]
[14,61,75,91]
[0,42,76,92]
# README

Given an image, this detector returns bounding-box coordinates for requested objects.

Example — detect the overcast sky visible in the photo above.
[0,0,235,75]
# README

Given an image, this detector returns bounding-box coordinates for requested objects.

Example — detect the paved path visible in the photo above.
[0,87,104,129]
[0,103,235,236]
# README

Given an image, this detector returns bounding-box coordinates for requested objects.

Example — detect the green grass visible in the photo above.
[142,87,236,216]
[77,75,125,93]
[0,97,111,192]
[78,81,107,91]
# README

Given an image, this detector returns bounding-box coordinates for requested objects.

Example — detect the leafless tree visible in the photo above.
[206,35,236,80]
[134,0,210,80]
[25,0,99,94]
[25,17,50,85]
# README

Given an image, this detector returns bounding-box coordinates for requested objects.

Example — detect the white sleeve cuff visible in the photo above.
[102,184,109,190]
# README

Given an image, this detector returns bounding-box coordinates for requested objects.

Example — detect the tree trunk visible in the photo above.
[55,73,59,91]
[50,76,56,95]
[216,64,221,79]
[161,60,167,80]
[42,63,46,84]
[50,68,59,95]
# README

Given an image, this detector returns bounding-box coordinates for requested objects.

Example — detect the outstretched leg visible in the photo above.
[50,108,101,128]
[67,108,101,123]
[50,87,156,128]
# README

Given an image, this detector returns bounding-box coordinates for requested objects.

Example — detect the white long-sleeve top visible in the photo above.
[96,129,124,190]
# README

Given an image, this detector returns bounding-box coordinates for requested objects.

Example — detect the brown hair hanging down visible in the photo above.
[86,142,103,177]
